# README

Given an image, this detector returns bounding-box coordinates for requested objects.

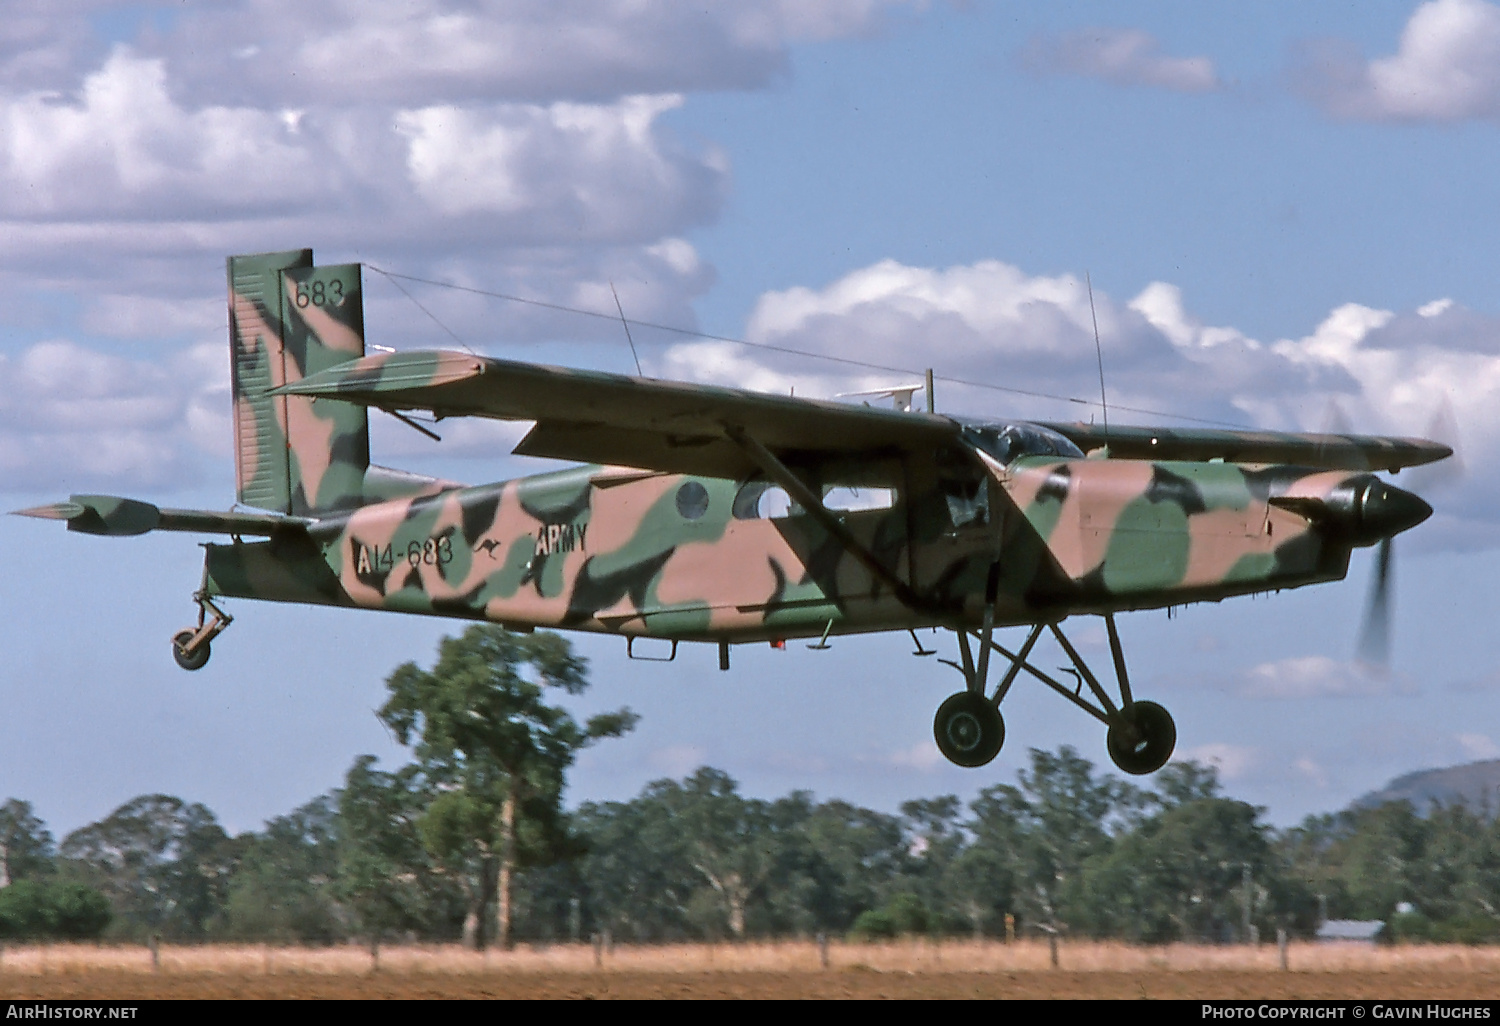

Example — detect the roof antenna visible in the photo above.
[1087,271,1109,442]
[610,281,644,377]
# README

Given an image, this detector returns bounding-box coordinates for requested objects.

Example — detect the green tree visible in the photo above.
[898,796,966,934]
[968,747,1142,935]
[59,795,233,939]
[1284,799,1500,941]
[1081,762,1316,943]
[0,800,55,887]
[788,798,909,934]
[0,879,111,939]
[574,791,697,941]
[378,625,636,948]
[334,756,459,940]
[225,795,345,942]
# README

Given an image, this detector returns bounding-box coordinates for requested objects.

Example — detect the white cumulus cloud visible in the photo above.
[1180,742,1258,781]
[885,741,945,771]
[662,256,1499,548]
[0,339,219,490]
[1457,733,1500,759]
[159,0,927,107]
[1235,656,1412,699]
[1298,0,1500,121]
[0,50,317,219]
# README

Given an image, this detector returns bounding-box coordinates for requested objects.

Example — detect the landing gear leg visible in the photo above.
[946,612,1176,776]
[172,590,232,672]
[933,564,1007,768]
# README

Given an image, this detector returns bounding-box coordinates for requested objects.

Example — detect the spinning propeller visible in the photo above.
[1356,535,1394,669]
[1352,400,1462,670]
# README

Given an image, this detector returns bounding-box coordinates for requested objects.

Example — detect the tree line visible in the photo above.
[3,626,1497,946]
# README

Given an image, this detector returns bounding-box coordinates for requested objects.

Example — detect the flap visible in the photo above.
[274,350,962,477]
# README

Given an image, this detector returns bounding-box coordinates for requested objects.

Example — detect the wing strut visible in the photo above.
[723,425,929,613]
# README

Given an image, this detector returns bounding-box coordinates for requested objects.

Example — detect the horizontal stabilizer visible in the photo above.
[13,495,312,537]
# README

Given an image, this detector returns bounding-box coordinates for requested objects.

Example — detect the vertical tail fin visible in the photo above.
[228,250,371,516]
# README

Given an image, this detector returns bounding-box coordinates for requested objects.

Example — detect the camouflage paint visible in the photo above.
[200,449,1383,646]
[27,250,1443,653]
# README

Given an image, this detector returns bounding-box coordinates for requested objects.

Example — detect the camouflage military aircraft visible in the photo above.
[17,249,1452,775]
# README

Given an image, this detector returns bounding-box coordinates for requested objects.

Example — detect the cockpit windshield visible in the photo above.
[956,418,1085,466]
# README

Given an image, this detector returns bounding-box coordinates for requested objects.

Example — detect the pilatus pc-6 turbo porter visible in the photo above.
[18,249,1452,775]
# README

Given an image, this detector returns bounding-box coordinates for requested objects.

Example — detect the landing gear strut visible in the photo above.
[172,590,232,671]
[933,609,1176,776]
[932,564,1008,768]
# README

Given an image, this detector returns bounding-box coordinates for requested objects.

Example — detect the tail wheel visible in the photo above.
[1106,700,1176,775]
[933,692,1005,768]
[172,629,211,672]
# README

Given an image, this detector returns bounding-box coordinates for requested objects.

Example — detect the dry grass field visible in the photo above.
[2,939,1499,999]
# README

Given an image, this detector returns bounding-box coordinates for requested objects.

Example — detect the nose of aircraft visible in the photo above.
[1281,474,1435,546]
[1356,476,1432,543]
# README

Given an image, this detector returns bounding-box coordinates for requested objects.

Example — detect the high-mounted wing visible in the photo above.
[274,349,1453,477]
[1037,421,1451,473]
[273,350,961,478]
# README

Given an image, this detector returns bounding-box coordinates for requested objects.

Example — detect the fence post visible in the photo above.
[1277,928,1288,971]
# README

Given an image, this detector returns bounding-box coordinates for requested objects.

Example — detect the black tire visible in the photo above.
[1106,700,1176,775]
[933,692,1004,768]
[172,629,210,672]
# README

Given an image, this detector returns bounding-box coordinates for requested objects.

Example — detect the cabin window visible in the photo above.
[675,481,710,520]
[733,480,796,519]
[823,485,896,512]
[732,478,898,520]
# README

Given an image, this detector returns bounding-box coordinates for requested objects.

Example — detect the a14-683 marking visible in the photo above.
[355,536,453,575]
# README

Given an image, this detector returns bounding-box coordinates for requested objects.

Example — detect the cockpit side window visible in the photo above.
[934,445,990,530]
[941,475,988,529]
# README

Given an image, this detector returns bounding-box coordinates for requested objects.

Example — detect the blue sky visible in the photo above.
[1,1,1498,835]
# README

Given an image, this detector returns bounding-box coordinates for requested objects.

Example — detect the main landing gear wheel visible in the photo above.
[1106,700,1176,776]
[172,629,211,671]
[933,692,1005,768]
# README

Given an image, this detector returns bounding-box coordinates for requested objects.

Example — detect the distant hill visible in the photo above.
[1354,760,1500,817]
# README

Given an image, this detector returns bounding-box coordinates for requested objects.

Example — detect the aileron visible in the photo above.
[1038,421,1451,472]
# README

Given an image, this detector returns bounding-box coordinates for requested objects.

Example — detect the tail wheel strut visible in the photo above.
[172,591,232,672]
